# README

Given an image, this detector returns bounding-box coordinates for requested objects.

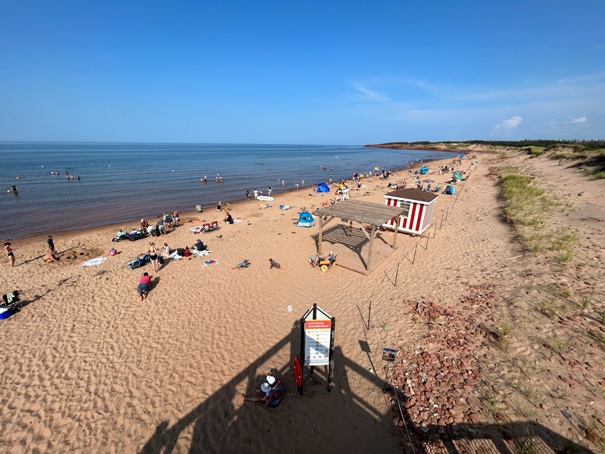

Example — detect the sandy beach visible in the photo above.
[1,149,604,453]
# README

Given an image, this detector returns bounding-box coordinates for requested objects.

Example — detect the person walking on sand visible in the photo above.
[149,242,160,272]
[46,235,55,253]
[4,241,15,267]
[268,186,272,196]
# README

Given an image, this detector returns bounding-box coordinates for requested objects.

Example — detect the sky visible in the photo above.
[1,0,604,145]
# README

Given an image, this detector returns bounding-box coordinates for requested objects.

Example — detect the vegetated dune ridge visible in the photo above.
[1,146,603,453]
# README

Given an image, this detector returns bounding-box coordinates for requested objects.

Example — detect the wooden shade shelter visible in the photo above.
[313,200,407,271]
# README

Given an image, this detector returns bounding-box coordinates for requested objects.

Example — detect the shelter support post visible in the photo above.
[318,216,324,255]
[367,227,377,270]
[391,216,400,248]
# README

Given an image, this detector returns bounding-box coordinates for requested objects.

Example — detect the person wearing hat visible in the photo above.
[242,374,283,406]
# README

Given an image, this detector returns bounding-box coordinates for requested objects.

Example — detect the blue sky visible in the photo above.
[1,1,604,144]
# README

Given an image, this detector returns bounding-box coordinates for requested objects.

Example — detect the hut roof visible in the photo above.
[385,188,439,203]
[313,199,406,227]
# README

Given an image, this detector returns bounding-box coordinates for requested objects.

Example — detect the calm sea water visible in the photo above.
[0,143,457,239]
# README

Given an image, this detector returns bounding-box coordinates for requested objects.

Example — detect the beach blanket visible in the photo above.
[191,249,211,257]
[202,259,218,267]
[82,257,107,267]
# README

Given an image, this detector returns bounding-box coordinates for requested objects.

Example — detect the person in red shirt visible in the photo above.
[137,272,152,301]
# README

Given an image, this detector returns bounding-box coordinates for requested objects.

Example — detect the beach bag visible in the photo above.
[176,248,185,257]
[109,248,117,256]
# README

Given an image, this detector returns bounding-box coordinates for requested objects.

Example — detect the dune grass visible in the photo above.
[495,167,577,262]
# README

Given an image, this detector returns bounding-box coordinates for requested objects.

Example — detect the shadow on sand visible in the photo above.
[140,320,593,453]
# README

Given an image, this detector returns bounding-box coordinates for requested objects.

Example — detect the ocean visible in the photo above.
[0,143,457,239]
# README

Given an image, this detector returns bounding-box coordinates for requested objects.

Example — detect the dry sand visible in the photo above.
[1,149,604,453]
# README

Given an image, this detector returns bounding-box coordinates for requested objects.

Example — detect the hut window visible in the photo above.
[400,201,411,217]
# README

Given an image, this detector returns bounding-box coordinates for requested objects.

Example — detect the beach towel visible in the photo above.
[191,249,212,257]
[82,257,107,267]
[202,259,218,267]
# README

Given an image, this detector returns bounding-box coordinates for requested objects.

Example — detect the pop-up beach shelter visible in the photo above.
[316,183,330,193]
[419,165,429,175]
[297,211,315,227]
[383,188,439,235]
[443,185,457,195]
[313,200,407,271]
[453,171,463,181]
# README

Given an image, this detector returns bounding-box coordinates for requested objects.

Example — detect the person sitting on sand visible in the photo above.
[224,212,234,224]
[44,250,60,262]
[311,251,334,267]
[216,201,222,212]
[184,246,192,257]
[269,258,282,270]
[162,242,171,258]
[193,239,207,252]
[137,272,151,301]
[141,218,149,230]
[242,375,284,407]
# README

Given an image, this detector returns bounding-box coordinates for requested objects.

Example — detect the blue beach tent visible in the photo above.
[443,185,457,195]
[316,183,330,193]
[419,165,428,175]
[297,211,315,227]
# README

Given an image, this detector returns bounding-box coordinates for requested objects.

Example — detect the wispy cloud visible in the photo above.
[350,83,391,103]
[567,116,587,124]
[491,116,522,136]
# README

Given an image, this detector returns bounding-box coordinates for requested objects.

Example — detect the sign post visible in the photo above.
[300,304,335,393]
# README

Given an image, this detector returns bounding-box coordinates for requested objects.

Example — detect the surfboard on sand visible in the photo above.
[257,196,274,201]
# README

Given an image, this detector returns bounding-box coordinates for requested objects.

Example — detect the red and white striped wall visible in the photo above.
[383,189,438,235]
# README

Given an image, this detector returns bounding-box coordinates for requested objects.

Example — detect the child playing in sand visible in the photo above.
[269,258,282,270]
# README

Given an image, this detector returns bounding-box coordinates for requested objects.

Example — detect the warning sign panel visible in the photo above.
[304,319,332,366]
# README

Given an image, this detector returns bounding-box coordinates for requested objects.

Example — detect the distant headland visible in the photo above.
[365,140,605,179]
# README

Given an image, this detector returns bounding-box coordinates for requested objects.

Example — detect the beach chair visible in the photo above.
[211,221,219,230]
[202,223,211,232]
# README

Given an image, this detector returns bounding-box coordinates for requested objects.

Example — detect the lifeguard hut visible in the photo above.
[383,188,438,235]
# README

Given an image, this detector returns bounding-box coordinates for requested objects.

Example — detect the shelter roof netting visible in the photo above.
[313,199,407,227]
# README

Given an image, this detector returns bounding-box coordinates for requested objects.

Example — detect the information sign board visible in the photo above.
[304,319,332,366]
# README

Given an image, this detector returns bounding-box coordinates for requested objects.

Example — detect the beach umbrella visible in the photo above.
[423,179,435,183]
